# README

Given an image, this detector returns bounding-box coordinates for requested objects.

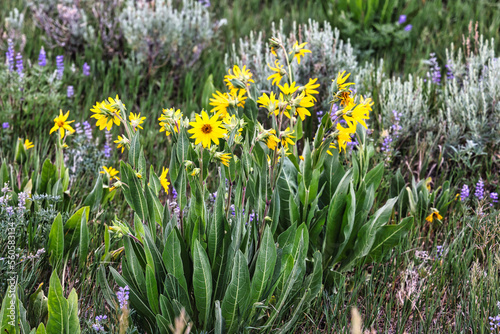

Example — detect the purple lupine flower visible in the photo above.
[6,206,14,216]
[381,135,393,152]
[475,179,484,200]
[83,62,90,76]
[18,192,28,210]
[404,24,412,32]
[317,110,324,122]
[104,130,113,158]
[6,39,15,72]
[198,0,210,7]
[2,122,9,129]
[436,245,444,259]
[56,55,64,80]
[117,286,130,309]
[67,85,74,98]
[92,315,107,331]
[172,188,178,200]
[38,47,47,67]
[15,53,23,78]
[398,15,407,25]
[426,53,441,85]
[490,315,500,331]
[460,185,469,201]
[445,60,454,80]
[83,121,93,141]
[74,122,83,134]
[490,192,498,206]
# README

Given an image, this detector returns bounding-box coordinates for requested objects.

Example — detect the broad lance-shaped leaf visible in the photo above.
[331,183,356,265]
[40,158,56,194]
[193,240,213,329]
[0,284,19,334]
[208,178,225,264]
[128,131,141,169]
[162,230,188,291]
[277,158,298,225]
[120,162,149,221]
[46,272,69,334]
[367,216,414,262]
[341,197,398,270]
[221,250,251,333]
[214,300,223,334]
[79,208,89,267]
[83,174,103,212]
[48,213,64,268]
[250,226,277,305]
[146,265,160,314]
[67,289,80,334]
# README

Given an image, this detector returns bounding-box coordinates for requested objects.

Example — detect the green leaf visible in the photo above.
[208,180,225,264]
[193,240,213,329]
[146,265,160,314]
[0,284,19,334]
[46,272,69,334]
[129,131,141,169]
[367,216,413,262]
[277,158,298,225]
[176,128,190,165]
[28,284,48,328]
[162,230,188,291]
[67,289,80,334]
[83,175,103,212]
[40,159,56,194]
[201,74,216,112]
[214,300,224,334]
[48,213,64,268]
[121,162,149,221]
[221,250,251,333]
[250,226,277,304]
[78,209,89,267]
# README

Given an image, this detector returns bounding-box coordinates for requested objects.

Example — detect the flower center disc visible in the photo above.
[201,124,212,134]
[57,120,65,127]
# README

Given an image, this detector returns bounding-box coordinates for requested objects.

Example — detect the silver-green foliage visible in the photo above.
[120,0,215,68]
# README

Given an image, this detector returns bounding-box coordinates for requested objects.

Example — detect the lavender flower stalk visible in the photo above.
[398,15,406,24]
[474,179,484,200]
[67,86,74,98]
[38,47,47,67]
[83,62,90,76]
[6,39,15,72]
[117,286,130,309]
[56,55,64,80]
[2,122,9,129]
[15,53,23,78]
[460,185,469,201]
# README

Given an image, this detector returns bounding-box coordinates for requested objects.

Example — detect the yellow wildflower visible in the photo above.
[289,41,311,64]
[301,78,320,100]
[129,113,146,130]
[188,111,228,148]
[267,60,286,86]
[100,166,120,180]
[257,92,280,116]
[114,135,129,153]
[335,71,355,91]
[209,90,247,118]
[292,92,314,121]
[50,110,75,138]
[23,138,34,150]
[265,130,280,150]
[215,152,232,167]
[159,108,182,136]
[281,127,296,148]
[278,82,300,96]
[425,210,443,223]
[224,65,254,94]
[159,167,170,194]
[328,121,357,154]
[90,96,122,131]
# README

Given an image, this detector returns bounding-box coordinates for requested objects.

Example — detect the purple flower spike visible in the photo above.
[404,24,412,32]
[398,15,407,24]
[67,85,74,98]
[2,122,9,129]
[475,179,484,200]
[38,47,47,67]
[83,62,90,76]
[56,55,64,80]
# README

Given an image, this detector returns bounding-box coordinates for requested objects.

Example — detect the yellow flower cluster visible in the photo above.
[327,71,374,153]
